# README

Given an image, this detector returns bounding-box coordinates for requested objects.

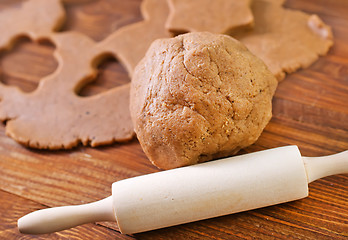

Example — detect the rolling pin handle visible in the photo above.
[18,196,115,235]
[303,150,348,183]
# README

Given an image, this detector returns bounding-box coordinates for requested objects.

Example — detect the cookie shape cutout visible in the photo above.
[0,32,134,149]
[130,32,278,169]
[166,0,254,35]
[102,0,171,75]
[235,0,333,81]
[0,0,65,48]
[0,0,171,149]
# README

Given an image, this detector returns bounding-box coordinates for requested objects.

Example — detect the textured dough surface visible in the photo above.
[130,32,278,169]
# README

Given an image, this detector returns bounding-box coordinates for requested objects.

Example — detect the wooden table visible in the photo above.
[0,0,347,239]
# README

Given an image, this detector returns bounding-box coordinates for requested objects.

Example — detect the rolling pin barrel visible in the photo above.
[112,145,309,234]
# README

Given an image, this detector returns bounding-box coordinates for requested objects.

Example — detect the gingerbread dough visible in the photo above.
[130,32,278,169]
[0,0,65,49]
[103,0,172,75]
[0,0,170,149]
[235,0,333,81]
[166,0,254,35]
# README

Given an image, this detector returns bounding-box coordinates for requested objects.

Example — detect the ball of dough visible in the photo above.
[130,32,277,169]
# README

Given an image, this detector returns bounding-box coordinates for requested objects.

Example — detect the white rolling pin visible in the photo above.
[18,145,348,235]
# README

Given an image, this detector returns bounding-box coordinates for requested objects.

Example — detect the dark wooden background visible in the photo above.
[0,0,347,239]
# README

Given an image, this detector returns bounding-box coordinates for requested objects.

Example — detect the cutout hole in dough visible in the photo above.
[0,36,57,93]
[77,53,130,97]
[60,0,143,42]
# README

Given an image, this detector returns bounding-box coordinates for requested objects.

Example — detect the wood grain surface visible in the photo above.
[0,0,347,239]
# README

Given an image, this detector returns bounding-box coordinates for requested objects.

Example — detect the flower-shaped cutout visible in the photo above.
[0,37,58,93]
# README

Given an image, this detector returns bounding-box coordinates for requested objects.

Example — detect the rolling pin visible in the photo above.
[18,145,348,235]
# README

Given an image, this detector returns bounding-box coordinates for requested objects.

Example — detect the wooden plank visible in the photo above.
[0,126,157,207]
[284,0,348,20]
